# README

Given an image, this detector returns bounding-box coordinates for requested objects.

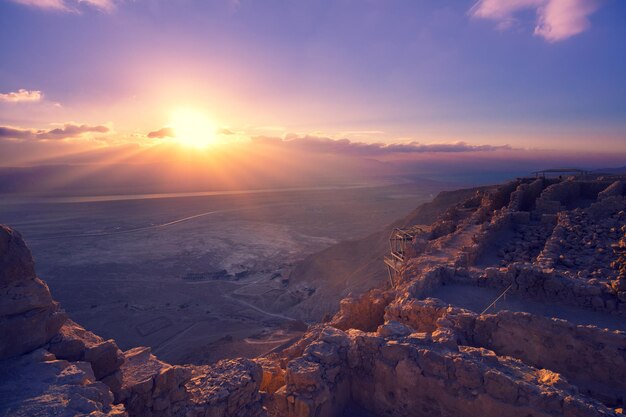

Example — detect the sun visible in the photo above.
[169,108,217,148]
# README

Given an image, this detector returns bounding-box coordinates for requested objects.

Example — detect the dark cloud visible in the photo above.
[0,126,35,140]
[251,134,513,155]
[147,127,176,138]
[0,123,109,141]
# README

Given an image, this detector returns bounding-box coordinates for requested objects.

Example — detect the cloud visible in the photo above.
[37,123,109,139]
[218,128,235,135]
[147,127,176,139]
[0,127,36,140]
[252,134,513,156]
[470,0,601,42]
[9,0,117,12]
[0,123,109,141]
[0,89,43,103]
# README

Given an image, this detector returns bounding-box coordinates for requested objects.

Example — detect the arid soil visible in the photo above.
[1,175,625,417]
[0,182,444,364]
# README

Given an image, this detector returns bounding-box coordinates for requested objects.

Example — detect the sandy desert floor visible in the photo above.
[0,182,444,364]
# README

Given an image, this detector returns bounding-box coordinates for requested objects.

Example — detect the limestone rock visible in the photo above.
[48,319,125,396]
[118,346,191,416]
[0,349,126,417]
[0,225,66,359]
[184,358,265,417]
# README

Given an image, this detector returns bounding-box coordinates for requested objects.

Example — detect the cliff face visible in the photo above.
[1,176,626,417]
[0,225,66,358]
[0,225,264,417]
[287,186,486,321]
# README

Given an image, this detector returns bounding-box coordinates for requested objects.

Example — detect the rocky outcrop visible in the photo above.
[0,348,126,417]
[48,319,126,397]
[2,176,626,417]
[0,225,66,359]
[0,225,271,417]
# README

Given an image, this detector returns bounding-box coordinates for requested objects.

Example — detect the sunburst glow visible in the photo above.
[169,108,217,148]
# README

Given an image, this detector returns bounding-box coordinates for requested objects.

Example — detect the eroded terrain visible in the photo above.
[2,175,625,417]
[0,182,442,364]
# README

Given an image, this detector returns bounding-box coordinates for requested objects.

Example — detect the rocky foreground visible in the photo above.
[1,175,626,416]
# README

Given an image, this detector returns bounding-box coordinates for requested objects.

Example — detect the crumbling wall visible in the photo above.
[535,180,611,215]
[117,347,192,416]
[488,180,520,211]
[330,288,393,332]
[535,180,581,214]
[579,181,613,201]
[386,297,626,406]
[265,323,617,417]
[404,265,451,297]
[598,181,624,200]
[184,358,266,417]
[509,178,544,212]
[473,311,626,405]
[117,347,266,417]
[537,201,623,283]
[468,265,624,314]
[266,327,351,417]
[349,336,607,417]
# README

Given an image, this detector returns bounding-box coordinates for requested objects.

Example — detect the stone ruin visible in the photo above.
[1,176,625,417]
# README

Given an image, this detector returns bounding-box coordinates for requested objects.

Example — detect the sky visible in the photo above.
[0,0,625,177]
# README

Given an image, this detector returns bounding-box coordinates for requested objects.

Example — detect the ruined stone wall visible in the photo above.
[456,265,624,314]
[537,199,624,283]
[509,178,544,212]
[580,181,613,200]
[330,288,392,332]
[266,323,617,417]
[535,180,612,215]
[404,264,449,298]
[598,181,624,200]
[535,180,580,214]
[348,331,609,417]
[266,327,352,417]
[488,180,520,211]
[473,311,626,405]
[385,297,626,406]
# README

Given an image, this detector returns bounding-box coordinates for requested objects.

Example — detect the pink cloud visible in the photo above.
[0,89,42,103]
[470,0,602,42]
[147,127,176,139]
[9,0,117,12]
[0,123,109,141]
[252,134,514,155]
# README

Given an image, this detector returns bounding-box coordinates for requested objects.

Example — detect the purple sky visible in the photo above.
[0,0,625,170]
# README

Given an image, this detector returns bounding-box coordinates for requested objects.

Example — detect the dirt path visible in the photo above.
[223,293,295,322]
